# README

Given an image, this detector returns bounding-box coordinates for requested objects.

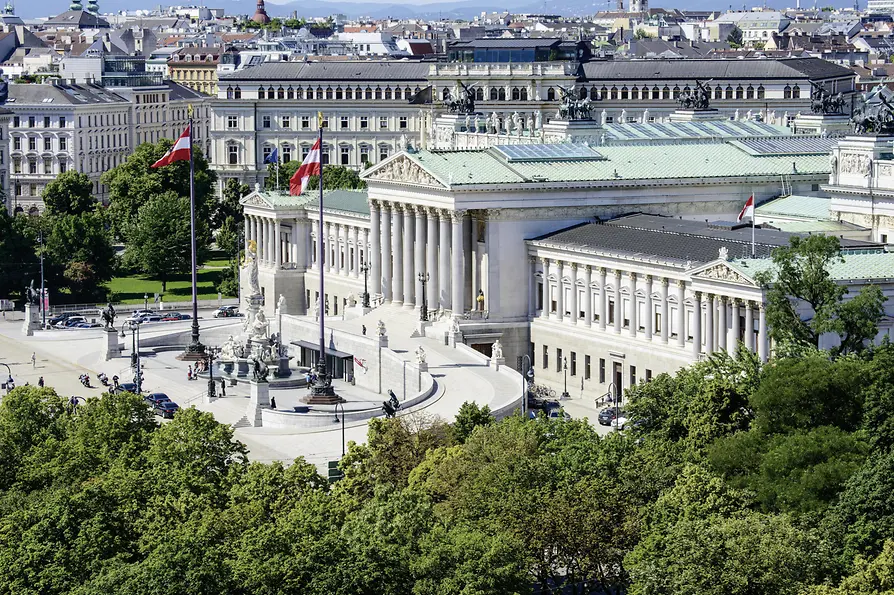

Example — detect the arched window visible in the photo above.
[335,87,343,100]
[442,88,451,101]
[547,87,556,101]
[662,86,670,99]
[590,87,599,100]
[375,87,382,100]
[610,86,619,100]
[601,86,608,99]
[384,87,392,100]
[631,86,639,100]
[475,88,484,101]
[725,86,734,99]
[520,88,528,101]
[652,86,660,99]
[277,86,284,99]
[394,88,402,100]
[316,87,324,99]
[513,87,521,101]
[345,87,353,100]
[578,87,587,100]
[757,85,765,99]
[735,86,744,99]
[621,86,629,100]
[286,86,293,99]
[498,88,506,101]
[792,85,801,99]
[672,86,681,100]
[490,88,498,100]
[326,87,333,100]
[257,86,265,98]
[365,87,372,99]
[226,86,234,99]
[714,86,722,100]
[267,87,275,99]
[746,85,754,99]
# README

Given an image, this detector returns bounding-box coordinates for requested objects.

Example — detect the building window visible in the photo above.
[13,116,18,127]
[227,145,238,165]
[629,365,637,387]
[43,157,52,174]
[726,86,734,99]
[262,146,272,162]
[379,147,389,162]
[341,116,349,129]
[570,352,577,376]
[302,146,310,160]
[262,115,271,129]
[28,137,36,151]
[646,369,652,382]
[234,86,241,99]
[360,145,370,164]
[28,158,37,174]
[399,116,408,129]
[715,86,723,100]
[608,299,615,324]
[44,138,51,151]
[282,116,291,129]
[59,161,67,173]
[28,116,35,128]
[302,116,310,129]
[12,157,20,173]
[360,116,369,129]
[379,117,388,129]
[556,348,562,373]
[757,85,765,99]
[599,358,605,383]
[227,116,238,129]
[746,85,755,99]
[621,86,629,100]
[542,344,548,369]
[13,137,20,151]
[341,147,350,165]
[321,147,330,165]
[735,86,744,99]
[584,355,591,380]
[792,85,801,99]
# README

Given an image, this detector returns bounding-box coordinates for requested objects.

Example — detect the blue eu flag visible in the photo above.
[264,148,278,164]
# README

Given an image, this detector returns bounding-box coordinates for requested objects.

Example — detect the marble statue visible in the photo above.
[512,112,522,135]
[473,114,481,132]
[243,240,261,297]
[734,109,740,121]
[251,310,270,339]
[415,345,426,364]
[490,112,499,134]
[746,109,753,121]
[620,108,627,123]
[464,115,471,131]
[535,110,543,129]
[221,335,236,360]
[642,109,649,124]
[347,294,357,307]
[601,109,607,126]
[718,246,729,261]
[492,340,503,360]
[449,315,461,335]
[276,294,286,315]
[526,113,534,132]
[311,296,321,319]
[377,319,387,337]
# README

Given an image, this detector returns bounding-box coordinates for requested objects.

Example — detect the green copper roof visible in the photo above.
[756,194,832,220]
[307,190,370,216]
[403,142,830,186]
[256,191,316,208]
[729,250,894,282]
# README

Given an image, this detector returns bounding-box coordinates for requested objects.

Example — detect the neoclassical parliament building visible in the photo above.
[239,105,894,397]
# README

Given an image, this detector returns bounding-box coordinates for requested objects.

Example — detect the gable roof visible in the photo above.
[580,57,854,82]
[220,61,429,82]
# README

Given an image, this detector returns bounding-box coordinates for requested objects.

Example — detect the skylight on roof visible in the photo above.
[494,143,604,163]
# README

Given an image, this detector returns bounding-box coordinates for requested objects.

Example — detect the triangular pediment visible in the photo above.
[239,191,274,209]
[362,153,446,188]
[690,260,757,286]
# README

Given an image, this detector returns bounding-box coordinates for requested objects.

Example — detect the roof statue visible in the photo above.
[810,83,845,116]
[445,81,476,115]
[558,85,594,121]
[678,80,712,111]
[852,85,894,135]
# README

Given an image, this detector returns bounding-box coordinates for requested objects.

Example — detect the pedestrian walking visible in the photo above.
[187,365,193,381]
[362,324,366,336]
[38,377,44,388]
[30,352,36,368]
[220,377,226,397]
[270,395,277,410]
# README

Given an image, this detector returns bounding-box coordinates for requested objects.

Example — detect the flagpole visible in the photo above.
[317,121,325,378]
[751,189,756,258]
[276,140,280,193]
[187,108,203,355]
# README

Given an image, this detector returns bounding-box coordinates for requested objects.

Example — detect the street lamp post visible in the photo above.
[417,272,430,322]
[521,354,534,418]
[205,346,220,400]
[359,260,370,308]
[333,402,346,457]
[144,294,149,310]
[561,356,570,400]
[123,320,143,392]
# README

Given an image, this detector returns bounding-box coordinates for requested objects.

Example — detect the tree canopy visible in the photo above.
[41,171,96,217]
[269,162,366,193]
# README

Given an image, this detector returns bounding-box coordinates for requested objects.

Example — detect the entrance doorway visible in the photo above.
[612,362,623,401]
[471,343,493,357]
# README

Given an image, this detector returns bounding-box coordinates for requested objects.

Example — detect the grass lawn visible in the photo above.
[106,267,236,304]
[203,258,232,268]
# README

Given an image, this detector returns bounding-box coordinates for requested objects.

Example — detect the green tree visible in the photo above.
[727,27,744,48]
[272,162,367,192]
[215,178,249,229]
[807,540,894,595]
[755,235,886,356]
[453,401,494,443]
[44,211,115,300]
[102,139,216,240]
[634,28,653,39]
[0,210,39,302]
[123,191,210,291]
[41,171,96,216]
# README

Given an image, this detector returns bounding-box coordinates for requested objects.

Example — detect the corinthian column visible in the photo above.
[414,205,426,310]
[369,201,381,293]
[403,205,415,308]
[381,202,392,302]
[438,210,450,310]
[450,210,466,314]
[392,204,404,304]
[426,207,438,311]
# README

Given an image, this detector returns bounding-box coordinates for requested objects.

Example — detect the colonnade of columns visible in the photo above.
[368,200,468,313]
[535,259,769,362]
[308,219,370,280]
[245,214,293,268]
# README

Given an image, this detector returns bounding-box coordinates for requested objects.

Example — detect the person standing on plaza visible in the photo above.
[30,352,36,368]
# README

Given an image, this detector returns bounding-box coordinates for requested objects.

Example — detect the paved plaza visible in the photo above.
[0,306,615,471]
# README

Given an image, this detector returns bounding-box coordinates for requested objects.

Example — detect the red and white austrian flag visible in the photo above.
[289,138,322,196]
[151,125,191,168]
[737,194,755,222]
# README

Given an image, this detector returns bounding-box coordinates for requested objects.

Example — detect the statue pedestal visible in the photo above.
[792,113,850,138]
[20,304,37,336]
[247,380,270,427]
[448,331,463,348]
[377,334,389,348]
[101,328,121,361]
[541,119,603,144]
[418,361,428,373]
[490,356,505,372]
[235,359,250,377]
[668,109,726,123]
[275,355,291,378]
[411,320,431,338]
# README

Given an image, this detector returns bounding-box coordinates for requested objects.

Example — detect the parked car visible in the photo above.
[144,392,171,406]
[74,322,102,329]
[154,400,180,419]
[49,312,80,326]
[130,309,155,319]
[213,306,241,318]
[598,407,625,426]
[612,416,629,431]
[547,408,572,421]
[137,314,163,323]
[111,382,139,395]
[161,312,191,321]
[55,316,87,328]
